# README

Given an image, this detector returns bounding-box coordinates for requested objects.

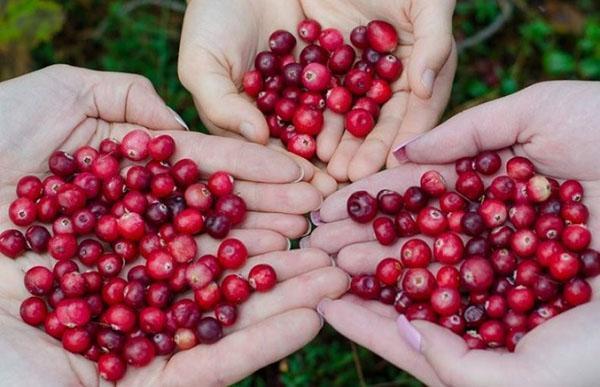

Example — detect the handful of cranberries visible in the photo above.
[346,151,597,351]
[243,19,402,159]
[0,130,278,381]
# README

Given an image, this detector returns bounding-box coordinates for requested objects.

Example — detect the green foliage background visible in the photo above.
[1,0,598,385]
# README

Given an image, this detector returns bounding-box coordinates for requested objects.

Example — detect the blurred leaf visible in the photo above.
[0,0,64,48]
[501,77,519,95]
[543,50,576,75]
[519,19,553,47]
[579,57,600,78]
[543,0,585,34]
[467,79,489,97]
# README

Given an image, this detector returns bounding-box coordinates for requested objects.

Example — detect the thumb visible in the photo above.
[407,0,455,99]
[398,90,530,164]
[399,316,522,387]
[179,48,269,144]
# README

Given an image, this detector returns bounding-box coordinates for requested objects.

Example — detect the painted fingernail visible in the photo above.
[240,121,256,140]
[317,298,332,318]
[168,107,189,130]
[310,210,324,226]
[293,165,305,183]
[299,236,311,249]
[286,238,292,251]
[421,68,435,96]
[301,218,313,237]
[396,315,422,352]
[392,134,425,163]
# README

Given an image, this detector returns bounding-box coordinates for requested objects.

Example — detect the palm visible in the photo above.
[0,65,350,386]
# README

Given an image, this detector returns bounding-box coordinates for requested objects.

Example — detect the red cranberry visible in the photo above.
[484,294,507,319]
[48,234,78,261]
[208,171,234,197]
[509,203,536,229]
[24,225,50,254]
[510,229,538,257]
[255,51,279,76]
[366,79,392,104]
[103,304,137,333]
[395,211,418,237]
[195,317,223,344]
[350,274,381,300]
[60,271,86,297]
[401,268,436,302]
[173,208,203,235]
[347,191,378,223]
[506,286,535,313]
[474,151,501,175]
[456,171,484,200]
[185,261,214,290]
[535,214,564,240]
[329,44,356,74]
[490,249,517,275]
[515,260,542,287]
[17,175,43,201]
[194,282,222,310]
[124,336,155,367]
[559,180,584,203]
[24,266,54,296]
[506,156,535,181]
[376,190,403,214]
[419,170,446,197]
[204,213,232,239]
[479,320,505,348]
[92,154,119,180]
[405,303,437,322]
[563,278,592,306]
[146,250,175,280]
[532,274,559,302]
[375,258,402,285]
[478,199,507,228]
[366,20,399,53]
[214,303,237,327]
[488,175,516,201]
[96,215,119,242]
[436,266,460,289]
[417,207,448,236]
[560,202,589,224]
[248,264,277,291]
[350,25,368,48]
[102,277,127,305]
[293,106,324,136]
[430,287,461,316]
[297,19,321,43]
[299,44,329,66]
[217,238,248,270]
[269,29,296,54]
[62,327,92,354]
[433,232,464,264]
[439,314,466,335]
[36,195,60,222]
[139,307,167,334]
[9,197,37,226]
[152,332,176,355]
[242,70,263,97]
[49,151,77,177]
[403,186,428,212]
[460,256,494,292]
[83,271,102,294]
[326,86,353,113]
[561,224,591,251]
[55,298,91,328]
[120,130,150,161]
[455,157,474,174]
[401,238,431,268]
[288,134,317,159]
[20,296,48,326]
[96,327,126,352]
[580,249,600,277]
[374,54,402,82]
[372,217,397,245]
[344,69,373,96]
[221,275,251,304]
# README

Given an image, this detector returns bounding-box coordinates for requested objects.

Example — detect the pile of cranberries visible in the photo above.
[243,19,402,159]
[346,151,597,351]
[0,130,278,381]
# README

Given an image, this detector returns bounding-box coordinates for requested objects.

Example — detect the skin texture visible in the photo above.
[314,81,600,386]
[178,0,456,187]
[0,65,350,386]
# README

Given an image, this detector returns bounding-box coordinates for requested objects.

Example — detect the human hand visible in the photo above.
[178,0,456,187]
[0,65,350,385]
[313,81,600,386]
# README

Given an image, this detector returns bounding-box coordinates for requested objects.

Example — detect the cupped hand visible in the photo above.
[301,0,456,182]
[178,0,456,189]
[0,65,350,386]
[314,81,600,386]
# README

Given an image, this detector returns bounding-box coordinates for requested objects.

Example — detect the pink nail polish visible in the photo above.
[396,315,422,352]
[310,210,323,226]
[299,236,311,249]
[317,298,332,317]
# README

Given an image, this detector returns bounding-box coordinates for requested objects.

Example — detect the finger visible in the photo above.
[337,241,399,275]
[347,93,409,181]
[318,298,444,386]
[310,168,339,198]
[179,47,270,144]
[232,248,333,281]
[340,294,397,319]
[235,181,322,214]
[267,139,316,183]
[310,219,374,254]
[399,90,530,165]
[110,127,304,183]
[316,110,345,162]
[230,266,349,331]
[74,66,186,131]
[166,308,322,386]
[388,42,457,167]
[238,212,310,239]
[407,0,456,99]
[327,132,362,182]
[409,319,524,387]
[196,229,288,257]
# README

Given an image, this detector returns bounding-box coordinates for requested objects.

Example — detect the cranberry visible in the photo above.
[403,186,428,212]
[507,286,535,313]
[36,195,60,222]
[170,299,201,329]
[174,327,198,350]
[152,332,176,355]
[374,258,402,286]
[580,249,600,277]
[83,271,102,293]
[23,226,50,254]
[48,234,78,261]
[509,204,536,229]
[62,327,92,354]
[221,275,251,304]
[405,303,437,322]
[479,320,505,348]
[490,249,517,275]
[255,51,279,76]
[374,54,402,82]
[455,157,473,174]
[124,336,155,367]
[242,70,263,97]
[350,274,380,300]
[268,29,296,54]
[535,213,564,240]
[56,298,91,328]
[463,304,486,327]
[297,19,321,43]
[60,271,86,297]
[417,207,448,236]
[433,232,464,264]
[173,208,203,235]
[344,69,373,96]
[208,171,234,197]
[204,213,232,239]
[460,256,494,292]
[430,287,461,316]
[299,44,329,66]
[195,317,223,344]
[510,229,538,257]
[559,180,584,202]
[506,156,535,181]
[532,274,559,302]
[185,261,214,290]
[20,296,48,326]
[400,238,431,268]
[288,134,317,159]
[515,260,542,287]
[350,25,368,48]
[248,264,277,291]
[401,268,436,301]
[326,86,353,114]
[48,151,77,177]
[376,190,403,214]
[563,278,592,306]
[395,211,418,237]
[560,202,589,224]
[366,20,399,53]
[53,259,79,279]
[456,171,484,200]
[97,253,124,277]
[146,250,175,281]
[484,294,507,319]
[561,224,591,251]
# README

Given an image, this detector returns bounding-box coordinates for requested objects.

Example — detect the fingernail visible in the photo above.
[345,273,351,291]
[329,257,337,267]
[396,315,422,352]
[168,107,189,130]
[240,121,256,140]
[293,165,305,183]
[421,68,435,96]
[317,298,332,318]
[310,210,324,226]
[392,134,425,164]
[286,238,292,251]
[300,218,313,237]
[299,236,311,249]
